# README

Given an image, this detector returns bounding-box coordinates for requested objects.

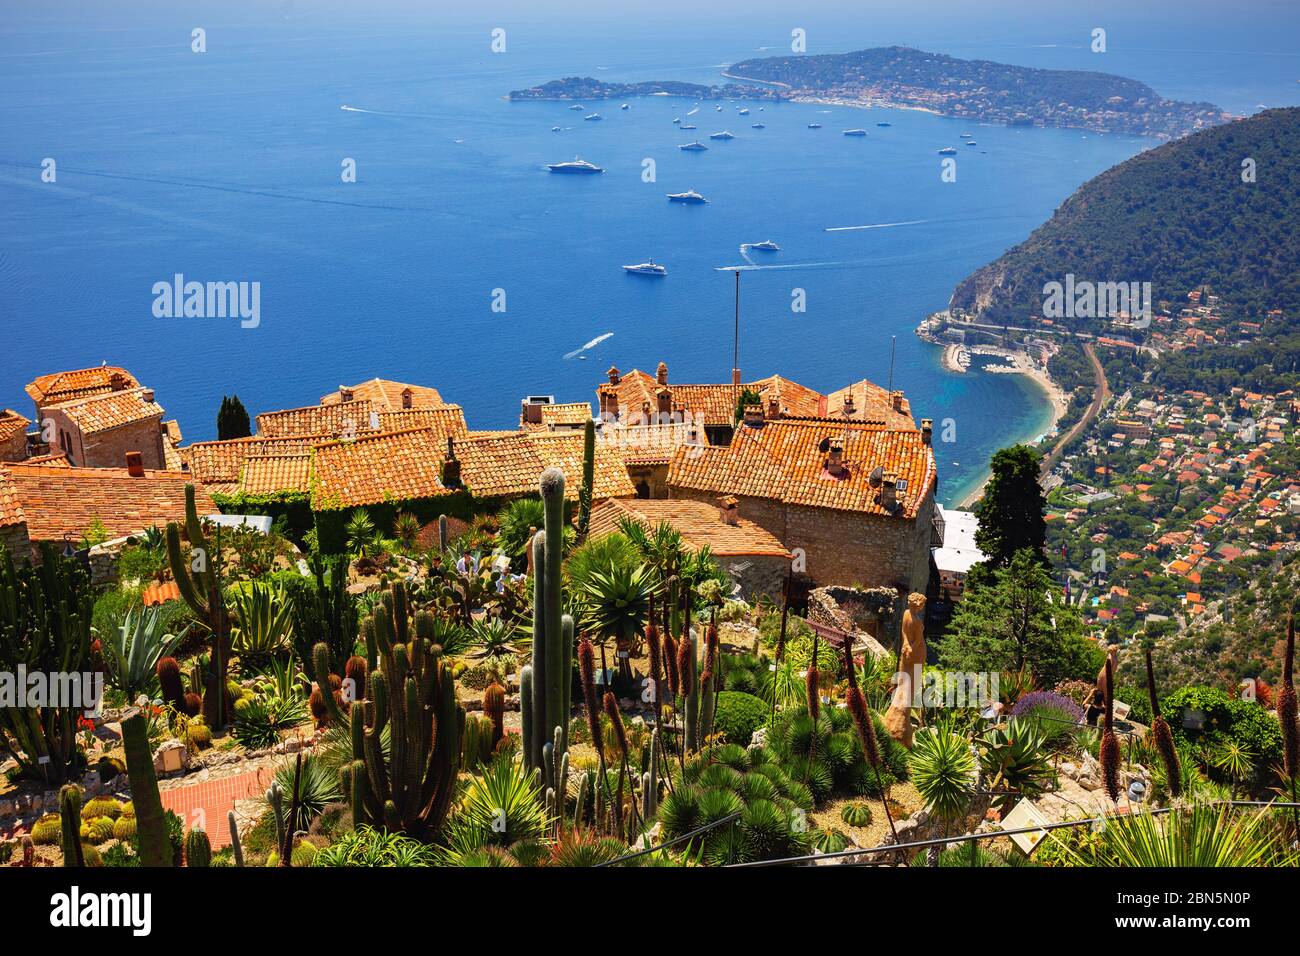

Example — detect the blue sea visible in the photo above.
[2,1,1298,505]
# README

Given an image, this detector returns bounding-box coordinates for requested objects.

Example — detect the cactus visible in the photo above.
[59,785,84,867]
[19,836,34,867]
[31,814,62,845]
[641,728,660,818]
[83,796,122,820]
[185,828,212,867]
[113,815,138,840]
[342,581,463,839]
[525,468,575,772]
[519,664,534,769]
[156,656,189,714]
[81,817,115,845]
[121,709,171,866]
[0,546,94,784]
[576,417,595,539]
[166,484,232,729]
[309,642,347,726]
[483,681,505,747]
[227,810,244,866]
[698,611,719,744]
[437,514,449,553]
[266,780,286,854]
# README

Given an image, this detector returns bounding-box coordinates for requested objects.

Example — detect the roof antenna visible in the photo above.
[886,335,897,393]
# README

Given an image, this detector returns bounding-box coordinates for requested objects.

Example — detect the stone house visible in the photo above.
[0,410,30,462]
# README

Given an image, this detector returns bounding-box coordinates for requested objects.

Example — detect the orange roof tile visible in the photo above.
[183,435,322,485]
[25,366,139,406]
[522,402,594,432]
[824,379,915,428]
[320,378,446,410]
[23,452,70,467]
[142,581,181,606]
[668,418,936,519]
[239,453,312,495]
[0,464,216,542]
[257,400,376,439]
[0,410,30,444]
[587,497,790,558]
[451,431,636,501]
[54,389,163,435]
[373,405,468,441]
[311,428,453,511]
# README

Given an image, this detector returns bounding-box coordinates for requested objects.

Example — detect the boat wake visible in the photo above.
[825,218,931,232]
[564,331,614,360]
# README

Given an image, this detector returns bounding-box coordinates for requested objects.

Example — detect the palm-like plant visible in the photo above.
[910,724,977,865]
[344,510,380,559]
[1082,801,1297,867]
[497,497,546,570]
[96,604,188,701]
[468,617,521,660]
[1213,740,1256,798]
[391,512,421,551]
[230,582,294,664]
[440,754,551,861]
[976,717,1055,810]
[575,562,654,679]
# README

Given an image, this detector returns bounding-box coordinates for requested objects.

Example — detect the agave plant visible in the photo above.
[467,617,521,660]
[910,724,977,865]
[344,510,381,559]
[976,717,1056,810]
[440,754,551,861]
[269,754,341,833]
[1212,740,1257,798]
[230,582,294,664]
[391,512,421,551]
[313,826,438,866]
[96,604,188,700]
[573,560,654,666]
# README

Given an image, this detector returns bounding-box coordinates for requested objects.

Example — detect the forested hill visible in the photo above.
[725,46,1228,137]
[950,108,1300,326]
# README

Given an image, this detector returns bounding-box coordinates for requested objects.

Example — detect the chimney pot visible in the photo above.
[766,396,781,420]
[731,368,742,386]
[109,372,127,391]
[718,495,740,525]
[742,404,764,427]
[921,418,933,445]
[125,451,144,477]
[881,471,899,509]
[826,441,845,477]
[339,386,354,403]
[843,393,856,418]
[607,365,621,386]
[656,361,669,386]
[656,386,672,416]
[522,399,544,425]
[891,390,904,411]
[401,388,413,410]
[141,388,155,403]
[442,436,461,488]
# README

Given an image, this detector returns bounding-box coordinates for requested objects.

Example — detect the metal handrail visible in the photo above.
[595,811,742,867]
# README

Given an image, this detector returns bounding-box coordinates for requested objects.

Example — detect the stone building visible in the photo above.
[0,410,30,462]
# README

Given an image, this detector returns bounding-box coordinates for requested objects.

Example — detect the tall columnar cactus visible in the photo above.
[166,484,231,729]
[227,810,244,866]
[340,582,463,839]
[0,546,94,785]
[698,611,719,744]
[59,784,84,867]
[483,681,505,748]
[525,468,575,772]
[641,728,660,819]
[266,780,286,856]
[120,710,171,866]
[437,514,449,553]
[576,417,596,539]
[185,828,211,867]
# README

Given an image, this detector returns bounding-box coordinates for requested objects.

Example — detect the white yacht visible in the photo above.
[751,240,780,251]
[738,107,750,115]
[584,113,602,121]
[751,123,765,129]
[808,123,823,129]
[842,128,868,136]
[547,156,605,174]
[667,189,708,203]
[620,103,630,110]
[569,104,584,111]
[938,146,958,155]
[679,141,709,151]
[709,130,735,140]
[623,260,667,276]
[681,124,697,130]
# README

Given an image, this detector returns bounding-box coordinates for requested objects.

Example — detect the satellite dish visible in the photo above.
[868,466,883,487]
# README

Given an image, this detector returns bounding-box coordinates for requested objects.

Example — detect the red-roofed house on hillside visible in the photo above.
[27,367,170,469]
[0,462,217,562]
[0,410,30,462]
[667,415,938,592]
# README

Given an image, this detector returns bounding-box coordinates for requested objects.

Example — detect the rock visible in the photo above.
[152,739,191,775]
[749,726,768,749]
[80,771,102,795]
[0,799,14,818]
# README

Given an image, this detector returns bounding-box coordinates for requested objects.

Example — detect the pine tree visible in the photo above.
[216,394,251,440]
[973,444,1047,569]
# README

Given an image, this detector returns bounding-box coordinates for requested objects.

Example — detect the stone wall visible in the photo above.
[0,428,26,463]
[44,407,166,469]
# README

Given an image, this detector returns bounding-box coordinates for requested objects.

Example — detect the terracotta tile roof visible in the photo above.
[25,366,139,406]
[320,378,446,410]
[142,581,181,606]
[23,452,70,467]
[373,405,468,441]
[183,435,321,485]
[601,419,709,466]
[0,410,30,443]
[522,402,594,432]
[0,464,216,542]
[257,400,376,439]
[0,471,24,528]
[311,428,452,511]
[239,453,312,495]
[588,497,790,557]
[453,431,637,500]
[668,418,936,519]
[824,379,916,428]
[54,389,163,435]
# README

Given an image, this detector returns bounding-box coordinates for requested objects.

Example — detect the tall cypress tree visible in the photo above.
[973,444,1047,569]
[216,394,251,440]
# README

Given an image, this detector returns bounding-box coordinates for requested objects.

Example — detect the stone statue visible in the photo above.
[884,592,927,748]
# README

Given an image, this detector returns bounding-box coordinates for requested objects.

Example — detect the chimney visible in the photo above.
[921,418,933,445]
[766,395,781,420]
[718,495,739,526]
[890,390,904,412]
[109,372,127,392]
[441,436,461,488]
[401,387,413,410]
[125,451,145,477]
[656,361,669,386]
[607,365,621,386]
[598,385,619,421]
[141,388,155,404]
[826,441,845,477]
[656,386,672,418]
[522,399,544,425]
[842,392,856,419]
[339,386,354,403]
[881,471,899,509]
[742,404,764,427]
[731,368,742,386]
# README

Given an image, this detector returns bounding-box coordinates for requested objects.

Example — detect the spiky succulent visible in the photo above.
[602,692,628,761]
[578,637,602,749]
[1280,615,1298,782]
[662,629,680,695]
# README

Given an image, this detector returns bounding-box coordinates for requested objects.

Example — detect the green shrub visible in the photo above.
[1162,686,1282,785]
[713,691,768,745]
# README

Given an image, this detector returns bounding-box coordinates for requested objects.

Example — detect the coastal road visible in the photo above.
[1041,343,1108,478]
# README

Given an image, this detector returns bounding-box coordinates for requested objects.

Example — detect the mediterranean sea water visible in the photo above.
[2,1,1297,505]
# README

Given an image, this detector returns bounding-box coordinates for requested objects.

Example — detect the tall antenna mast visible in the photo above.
[886,335,897,392]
